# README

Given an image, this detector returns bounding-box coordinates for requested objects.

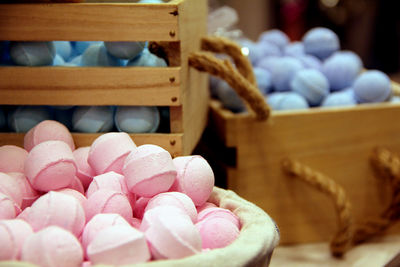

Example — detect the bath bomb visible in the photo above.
[321,89,357,108]
[195,217,239,249]
[0,172,23,207]
[258,29,290,51]
[86,171,124,198]
[302,27,340,60]
[238,39,264,65]
[24,140,77,192]
[284,41,304,57]
[123,144,177,198]
[253,67,272,94]
[169,155,214,207]
[7,172,39,210]
[0,193,20,219]
[73,147,95,189]
[266,92,309,111]
[145,192,197,223]
[8,106,52,133]
[114,106,160,133]
[215,80,246,112]
[126,48,167,67]
[133,196,151,219]
[72,41,101,56]
[81,213,131,255]
[0,219,34,260]
[54,41,72,61]
[131,217,141,229]
[88,132,137,175]
[196,202,217,213]
[56,188,87,211]
[9,41,55,66]
[68,55,82,65]
[72,106,114,133]
[85,189,133,222]
[21,226,83,267]
[296,54,322,70]
[270,56,303,91]
[197,207,240,228]
[87,225,150,265]
[104,41,146,60]
[322,51,363,91]
[256,41,281,61]
[67,176,85,194]
[81,43,123,67]
[290,69,330,106]
[24,120,75,152]
[140,205,202,259]
[52,54,65,66]
[0,145,28,173]
[23,191,85,237]
[353,70,392,103]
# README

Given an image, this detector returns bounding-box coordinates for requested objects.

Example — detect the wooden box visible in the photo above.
[0,0,209,157]
[207,91,400,245]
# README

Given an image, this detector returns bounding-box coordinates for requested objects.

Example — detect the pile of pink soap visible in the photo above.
[0,120,241,267]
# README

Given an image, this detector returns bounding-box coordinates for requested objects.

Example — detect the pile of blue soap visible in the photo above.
[211,27,395,112]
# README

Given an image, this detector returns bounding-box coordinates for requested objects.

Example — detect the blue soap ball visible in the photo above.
[8,106,52,133]
[296,54,322,70]
[114,106,160,133]
[215,80,245,112]
[266,92,309,111]
[253,67,272,94]
[126,48,167,67]
[72,106,114,133]
[290,69,329,106]
[239,39,264,66]
[53,54,65,66]
[255,56,281,73]
[10,41,55,66]
[68,55,82,65]
[284,41,304,57]
[104,41,146,60]
[72,41,101,56]
[258,29,290,51]
[54,41,72,61]
[256,42,281,63]
[302,27,340,60]
[270,57,304,92]
[353,70,392,103]
[81,43,123,67]
[322,51,363,91]
[321,89,357,108]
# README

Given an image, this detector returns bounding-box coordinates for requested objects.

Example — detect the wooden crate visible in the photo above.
[207,94,400,245]
[0,0,209,157]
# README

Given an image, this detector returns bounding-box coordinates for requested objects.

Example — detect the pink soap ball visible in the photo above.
[0,193,21,219]
[56,188,87,211]
[88,132,137,175]
[133,196,151,220]
[23,120,75,152]
[0,172,23,207]
[87,225,150,265]
[21,226,83,267]
[86,171,125,198]
[141,205,202,260]
[73,147,95,190]
[198,207,240,229]
[0,145,28,173]
[145,192,197,223]
[81,261,91,267]
[23,191,85,237]
[123,144,176,198]
[24,140,77,192]
[131,217,141,229]
[68,176,85,194]
[196,202,217,214]
[7,172,40,210]
[85,189,133,222]
[170,155,215,206]
[195,217,240,249]
[0,219,34,260]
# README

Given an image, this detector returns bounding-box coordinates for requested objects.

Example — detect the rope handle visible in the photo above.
[188,36,271,121]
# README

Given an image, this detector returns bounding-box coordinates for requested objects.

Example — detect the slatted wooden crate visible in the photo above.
[0,0,209,157]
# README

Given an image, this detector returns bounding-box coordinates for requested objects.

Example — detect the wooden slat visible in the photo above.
[0,67,181,106]
[0,3,179,41]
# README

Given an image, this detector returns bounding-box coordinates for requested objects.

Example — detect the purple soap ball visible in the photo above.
[321,89,357,108]
[290,69,329,106]
[104,41,146,60]
[322,51,363,91]
[114,106,160,133]
[270,57,303,92]
[10,41,55,66]
[302,27,340,60]
[81,43,123,67]
[296,54,322,70]
[253,67,272,94]
[353,70,392,103]
[215,80,245,112]
[258,29,290,51]
[284,42,304,57]
[266,92,309,111]
[72,106,114,133]
[54,41,73,61]
[126,48,167,67]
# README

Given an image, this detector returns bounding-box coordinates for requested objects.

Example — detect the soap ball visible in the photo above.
[321,89,357,108]
[284,41,304,57]
[270,57,303,91]
[72,41,101,56]
[0,219,34,261]
[196,217,239,249]
[104,41,146,60]
[0,145,28,173]
[72,106,114,133]
[81,43,123,67]
[52,54,65,66]
[73,147,95,190]
[255,56,281,73]
[322,51,363,91]
[302,27,340,60]
[296,54,322,70]
[8,172,39,210]
[9,41,55,66]
[0,193,21,220]
[256,42,281,63]
[126,48,167,67]
[290,69,330,106]
[258,29,290,51]
[8,106,52,133]
[54,41,73,61]
[238,39,264,65]
[114,106,160,133]
[0,172,23,208]
[266,92,309,111]
[215,80,245,112]
[353,70,392,103]
[254,67,272,94]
